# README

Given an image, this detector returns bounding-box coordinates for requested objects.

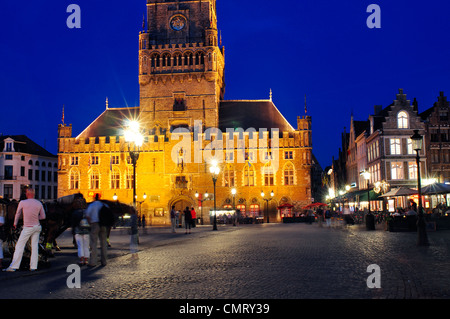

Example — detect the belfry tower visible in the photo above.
[138,0,225,132]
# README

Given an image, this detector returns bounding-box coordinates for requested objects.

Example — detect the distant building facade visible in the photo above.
[0,135,58,201]
[420,92,450,184]
[57,0,313,225]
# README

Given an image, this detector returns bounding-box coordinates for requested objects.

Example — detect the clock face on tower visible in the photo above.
[170,15,186,31]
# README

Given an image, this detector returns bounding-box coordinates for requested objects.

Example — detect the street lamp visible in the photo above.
[209,161,220,231]
[195,191,209,225]
[261,190,274,223]
[231,188,237,226]
[113,193,118,201]
[124,120,144,208]
[411,130,429,246]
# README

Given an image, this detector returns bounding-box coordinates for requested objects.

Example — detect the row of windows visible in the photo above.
[2,154,56,168]
[70,151,301,167]
[3,165,57,183]
[389,161,418,180]
[68,163,297,190]
[389,138,415,155]
[2,184,57,200]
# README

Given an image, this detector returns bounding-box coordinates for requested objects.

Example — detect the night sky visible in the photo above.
[1,0,450,169]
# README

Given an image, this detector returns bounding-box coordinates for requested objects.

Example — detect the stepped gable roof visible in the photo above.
[0,135,56,158]
[76,107,140,139]
[219,100,295,133]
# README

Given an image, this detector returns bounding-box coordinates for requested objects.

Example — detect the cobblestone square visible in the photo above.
[1,222,449,300]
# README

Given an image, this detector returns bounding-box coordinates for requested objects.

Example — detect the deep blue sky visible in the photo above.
[1,0,450,168]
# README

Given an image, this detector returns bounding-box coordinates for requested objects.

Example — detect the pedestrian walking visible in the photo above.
[85,194,108,267]
[142,215,146,229]
[170,206,177,233]
[190,206,197,228]
[175,210,180,228]
[71,198,90,266]
[184,206,192,234]
[325,209,332,227]
[4,188,45,272]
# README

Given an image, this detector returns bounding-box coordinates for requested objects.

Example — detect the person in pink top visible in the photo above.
[4,188,46,272]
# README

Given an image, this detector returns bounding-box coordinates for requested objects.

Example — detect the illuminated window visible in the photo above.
[391,162,404,180]
[398,111,409,129]
[224,165,235,187]
[264,165,274,186]
[69,168,80,190]
[284,163,294,185]
[111,167,120,189]
[250,204,260,217]
[244,164,255,186]
[390,138,401,155]
[89,168,100,189]
[408,162,417,180]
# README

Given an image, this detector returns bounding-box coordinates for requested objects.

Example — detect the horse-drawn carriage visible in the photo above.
[0,194,134,270]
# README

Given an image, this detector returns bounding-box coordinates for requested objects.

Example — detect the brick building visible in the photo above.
[57,0,313,225]
[420,92,450,183]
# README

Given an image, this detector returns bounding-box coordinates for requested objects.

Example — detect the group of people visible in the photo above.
[170,206,197,234]
[2,191,115,272]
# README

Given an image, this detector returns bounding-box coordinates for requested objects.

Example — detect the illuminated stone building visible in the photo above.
[57,0,312,225]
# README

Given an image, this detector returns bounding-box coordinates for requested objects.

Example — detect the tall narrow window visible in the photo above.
[397,111,409,129]
[408,162,418,180]
[284,163,294,185]
[111,167,120,189]
[264,165,274,186]
[244,164,255,186]
[224,165,235,187]
[89,168,100,189]
[391,162,404,180]
[390,138,401,155]
[69,168,80,190]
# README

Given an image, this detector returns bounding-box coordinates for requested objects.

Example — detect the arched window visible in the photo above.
[249,204,260,218]
[151,53,160,68]
[69,168,80,190]
[173,53,182,67]
[162,53,171,67]
[284,163,295,185]
[89,168,100,190]
[398,111,409,129]
[111,167,120,189]
[184,52,193,66]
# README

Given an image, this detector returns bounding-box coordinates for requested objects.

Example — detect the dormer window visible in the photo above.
[397,111,409,129]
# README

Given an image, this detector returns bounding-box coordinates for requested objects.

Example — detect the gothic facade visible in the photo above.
[57,0,312,225]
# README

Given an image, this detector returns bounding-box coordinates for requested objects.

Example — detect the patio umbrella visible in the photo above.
[301,202,328,209]
[421,183,450,195]
[379,187,417,197]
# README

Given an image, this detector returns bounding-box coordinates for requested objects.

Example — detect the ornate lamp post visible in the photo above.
[209,161,220,231]
[231,188,237,226]
[195,191,209,225]
[261,190,274,223]
[411,130,429,246]
[124,120,144,208]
